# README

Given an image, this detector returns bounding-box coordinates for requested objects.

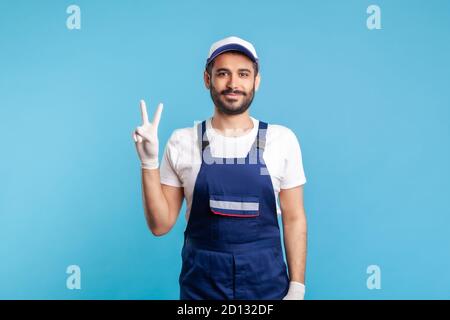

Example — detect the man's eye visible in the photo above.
[217,72,227,77]
[240,73,249,77]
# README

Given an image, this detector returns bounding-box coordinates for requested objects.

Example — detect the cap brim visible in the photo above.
[206,43,258,67]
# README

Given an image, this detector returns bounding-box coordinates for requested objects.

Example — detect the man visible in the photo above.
[132,36,307,300]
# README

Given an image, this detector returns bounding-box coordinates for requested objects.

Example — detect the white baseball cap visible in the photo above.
[205,36,259,68]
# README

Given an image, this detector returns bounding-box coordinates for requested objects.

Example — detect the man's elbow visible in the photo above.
[149,225,169,237]
[151,229,168,237]
[148,221,174,237]
[282,209,307,227]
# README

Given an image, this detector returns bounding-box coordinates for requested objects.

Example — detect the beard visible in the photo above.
[210,83,256,115]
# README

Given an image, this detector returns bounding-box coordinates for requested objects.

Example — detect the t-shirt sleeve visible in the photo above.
[160,130,183,187]
[280,128,307,189]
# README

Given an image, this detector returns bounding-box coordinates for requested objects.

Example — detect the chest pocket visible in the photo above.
[209,194,260,218]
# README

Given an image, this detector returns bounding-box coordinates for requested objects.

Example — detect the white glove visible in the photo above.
[283,281,305,300]
[132,100,163,170]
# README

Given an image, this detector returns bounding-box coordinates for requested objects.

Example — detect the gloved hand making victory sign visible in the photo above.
[132,100,163,170]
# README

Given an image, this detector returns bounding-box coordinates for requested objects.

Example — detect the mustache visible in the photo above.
[221,89,246,96]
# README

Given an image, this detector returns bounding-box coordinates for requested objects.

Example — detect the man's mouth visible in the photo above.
[223,94,241,102]
[222,91,245,101]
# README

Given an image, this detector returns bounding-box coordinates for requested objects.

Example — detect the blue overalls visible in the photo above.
[179,119,290,300]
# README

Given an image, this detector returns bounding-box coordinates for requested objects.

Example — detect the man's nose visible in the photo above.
[226,74,238,89]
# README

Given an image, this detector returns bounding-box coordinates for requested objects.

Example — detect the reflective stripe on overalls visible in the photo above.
[179,119,289,300]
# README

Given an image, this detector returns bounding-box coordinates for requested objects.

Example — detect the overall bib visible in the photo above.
[179,120,289,300]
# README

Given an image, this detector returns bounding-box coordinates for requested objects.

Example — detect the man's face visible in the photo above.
[205,52,260,115]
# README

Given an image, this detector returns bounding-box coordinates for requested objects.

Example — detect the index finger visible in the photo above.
[140,100,149,125]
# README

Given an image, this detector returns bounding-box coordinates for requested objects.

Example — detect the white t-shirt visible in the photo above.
[160,116,307,221]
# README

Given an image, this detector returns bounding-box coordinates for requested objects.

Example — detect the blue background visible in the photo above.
[0,0,449,299]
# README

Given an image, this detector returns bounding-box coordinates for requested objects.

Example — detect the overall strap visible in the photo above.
[253,120,268,151]
[198,120,209,163]
[201,121,209,149]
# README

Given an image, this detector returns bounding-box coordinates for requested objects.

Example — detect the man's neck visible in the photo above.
[211,111,254,137]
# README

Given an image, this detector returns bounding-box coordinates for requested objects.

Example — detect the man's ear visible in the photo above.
[255,73,261,92]
[204,71,211,89]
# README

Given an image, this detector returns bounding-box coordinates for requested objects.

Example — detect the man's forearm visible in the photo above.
[283,211,307,284]
[141,168,170,235]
